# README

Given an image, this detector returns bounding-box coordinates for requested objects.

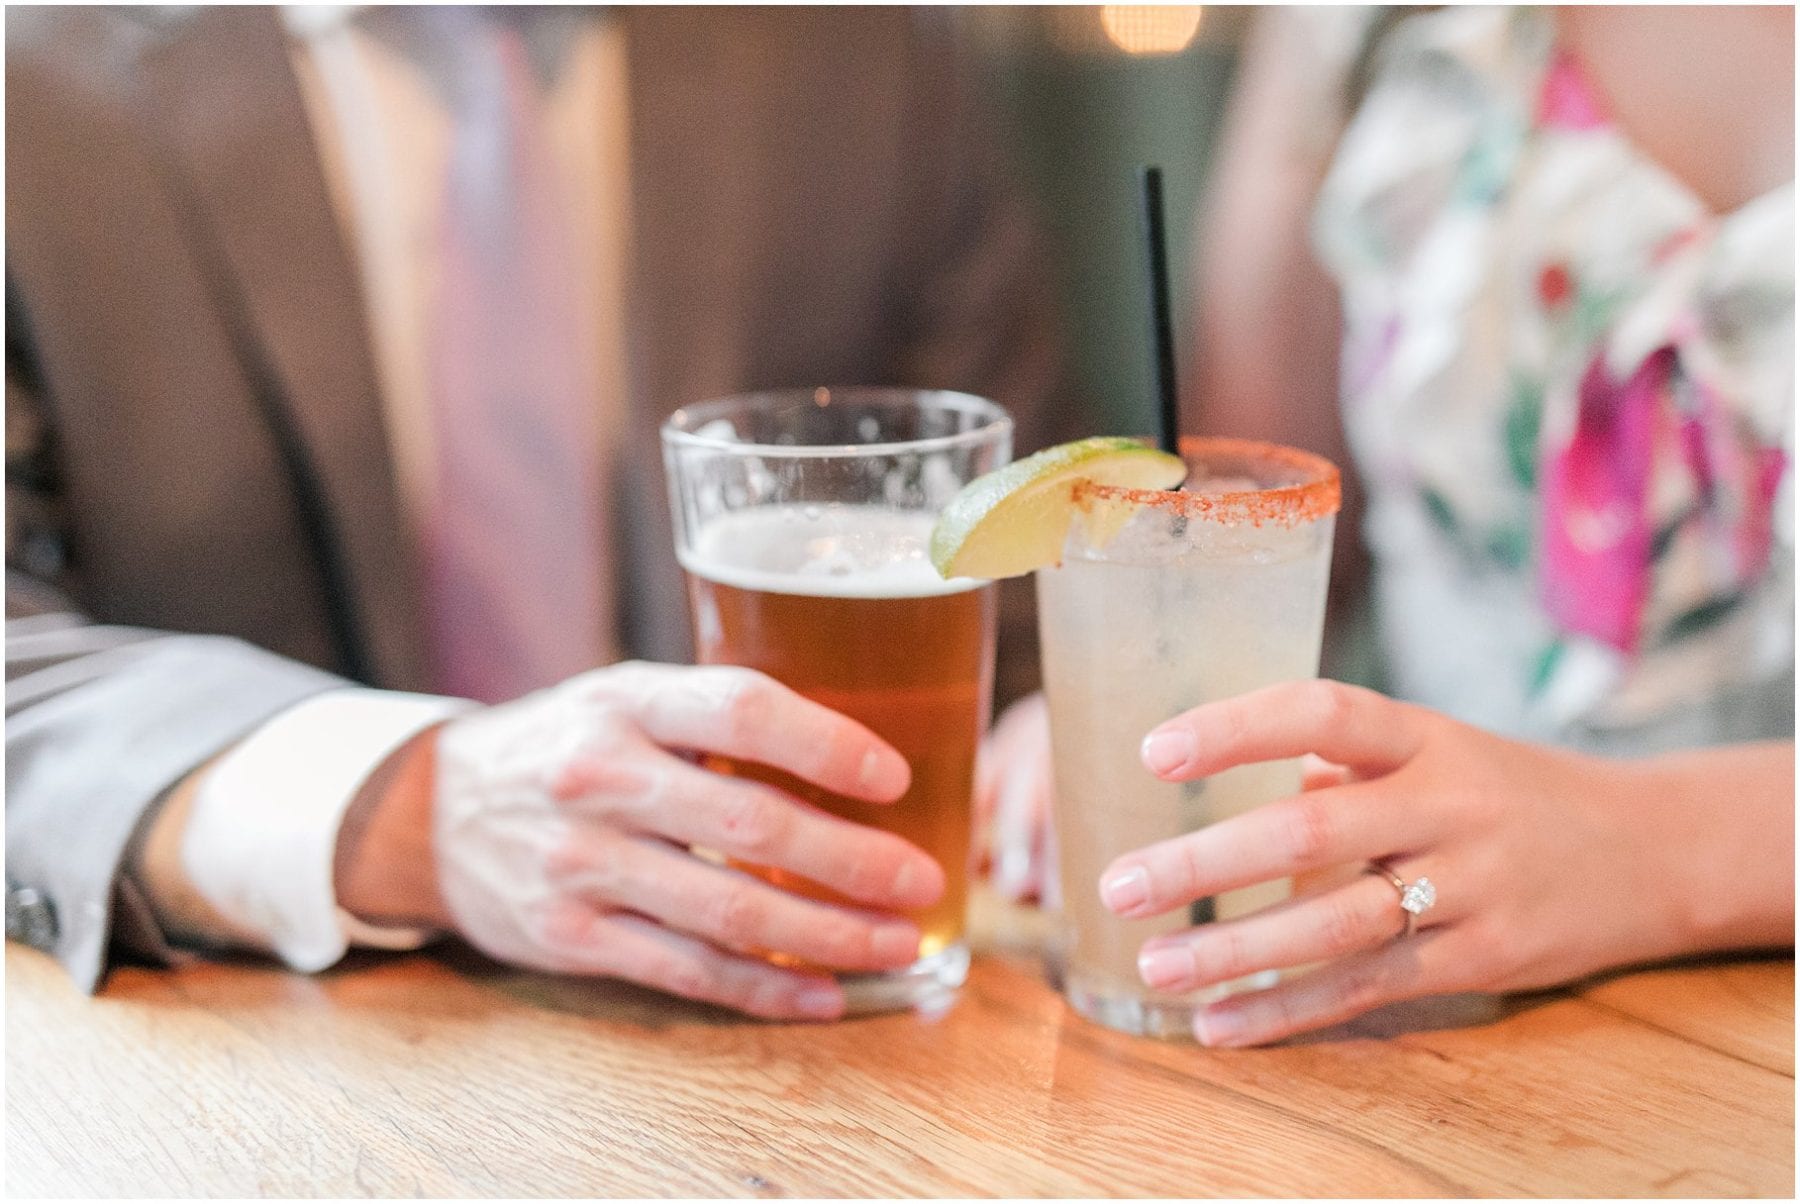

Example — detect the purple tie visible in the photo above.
[423,12,608,703]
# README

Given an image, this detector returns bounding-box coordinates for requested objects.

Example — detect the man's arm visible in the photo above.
[4,323,455,988]
[5,592,349,988]
[124,690,465,965]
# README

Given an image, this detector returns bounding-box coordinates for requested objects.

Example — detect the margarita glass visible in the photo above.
[1037,437,1340,1038]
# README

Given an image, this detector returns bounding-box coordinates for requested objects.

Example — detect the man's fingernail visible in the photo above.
[1138,944,1194,991]
[859,747,906,798]
[1100,866,1150,915]
[1141,729,1196,776]
[892,857,942,904]
[796,984,843,1018]
[1194,1008,1245,1047]
[871,923,921,965]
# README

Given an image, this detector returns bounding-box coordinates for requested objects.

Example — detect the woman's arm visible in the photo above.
[1188,8,1369,602]
[1638,739,1794,954]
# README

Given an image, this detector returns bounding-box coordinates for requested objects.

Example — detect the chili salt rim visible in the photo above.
[1073,436,1341,527]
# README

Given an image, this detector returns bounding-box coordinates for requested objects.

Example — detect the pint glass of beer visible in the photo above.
[661,388,1011,1012]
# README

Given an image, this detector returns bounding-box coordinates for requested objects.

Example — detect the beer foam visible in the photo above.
[681,506,984,598]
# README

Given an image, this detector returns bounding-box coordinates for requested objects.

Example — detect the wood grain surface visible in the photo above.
[7,893,1792,1198]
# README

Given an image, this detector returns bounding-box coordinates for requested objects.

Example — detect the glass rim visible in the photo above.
[1075,436,1342,526]
[661,386,1013,459]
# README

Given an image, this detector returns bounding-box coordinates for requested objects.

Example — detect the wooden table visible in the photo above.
[8,895,1792,1198]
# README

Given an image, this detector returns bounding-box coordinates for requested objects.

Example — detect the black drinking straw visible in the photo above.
[1138,165,1181,456]
[1143,168,1211,924]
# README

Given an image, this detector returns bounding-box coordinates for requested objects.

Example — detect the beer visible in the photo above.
[663,386,1011,1010]
[680,505,995,965]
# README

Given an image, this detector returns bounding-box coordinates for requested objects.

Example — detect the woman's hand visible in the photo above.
[352,662,944,1021]
[1101,679,1794,1047]
[975,692,1055,903]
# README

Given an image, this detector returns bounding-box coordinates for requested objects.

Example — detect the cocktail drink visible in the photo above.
[662,388,1010,1012]
[1037,437,1339,1038]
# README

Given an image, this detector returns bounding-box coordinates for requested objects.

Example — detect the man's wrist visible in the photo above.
[150,688,473,971]
[334,725,453,932]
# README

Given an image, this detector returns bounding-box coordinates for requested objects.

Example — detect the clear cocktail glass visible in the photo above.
[1037,437,1340,1038]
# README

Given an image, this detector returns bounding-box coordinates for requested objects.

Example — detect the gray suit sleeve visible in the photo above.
[6,342,346,990]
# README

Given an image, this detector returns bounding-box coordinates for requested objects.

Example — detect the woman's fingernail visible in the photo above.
[1141,729,1196,776]
[996,845,1032,898]
[1100,866,1150,914]
[797,984,844,1018]
[1194,1008,1245,1047]
[1138,944,1194,991]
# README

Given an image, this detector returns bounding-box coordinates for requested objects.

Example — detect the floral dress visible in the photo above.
[1312,6,1793,753]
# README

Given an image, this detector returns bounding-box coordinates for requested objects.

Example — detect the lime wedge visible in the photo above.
[930,437,1187,579]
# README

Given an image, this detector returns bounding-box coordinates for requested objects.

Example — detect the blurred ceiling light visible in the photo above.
[1100,6,1204,56]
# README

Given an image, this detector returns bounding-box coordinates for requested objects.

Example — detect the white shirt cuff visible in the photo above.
[180,687,475,972]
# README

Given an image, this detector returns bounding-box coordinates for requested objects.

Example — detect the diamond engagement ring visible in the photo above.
[1366,859,1436,939]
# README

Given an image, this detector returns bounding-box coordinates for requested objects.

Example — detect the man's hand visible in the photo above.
[339,662,942,1020]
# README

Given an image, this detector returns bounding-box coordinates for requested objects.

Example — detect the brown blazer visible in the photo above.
[5,5,1064,989]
